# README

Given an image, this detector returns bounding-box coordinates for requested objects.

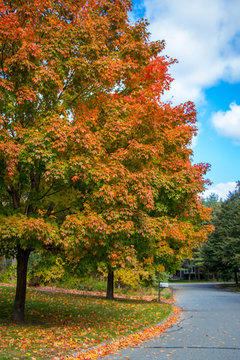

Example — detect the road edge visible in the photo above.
[61,305,181,360]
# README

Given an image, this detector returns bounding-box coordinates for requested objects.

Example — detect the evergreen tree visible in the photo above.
[202,183,240,283]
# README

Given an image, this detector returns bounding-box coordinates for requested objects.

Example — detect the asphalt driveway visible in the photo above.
[102,283,240,360]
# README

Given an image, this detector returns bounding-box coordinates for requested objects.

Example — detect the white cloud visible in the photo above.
[203,182,237,200]
[211,103,240,143]
[142,0,240,105]
[190,134,198,148]
[190,121,201,148]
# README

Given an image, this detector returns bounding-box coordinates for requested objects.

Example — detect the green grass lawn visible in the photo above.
[0,284,172,360]
[169,279,224,283]
[217,284,240,292]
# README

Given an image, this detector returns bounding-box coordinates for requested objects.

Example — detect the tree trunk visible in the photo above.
[106,270,114,299]
[12,246,31,323]
[234,270,239,285]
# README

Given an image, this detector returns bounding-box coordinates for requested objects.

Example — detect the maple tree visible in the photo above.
[0,0,212,321]
[0,0,136,320]
[59,36,214,298]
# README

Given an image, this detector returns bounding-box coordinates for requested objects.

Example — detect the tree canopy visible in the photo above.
[0,0,212,321]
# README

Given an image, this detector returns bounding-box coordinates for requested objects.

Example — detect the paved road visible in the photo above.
[103,283,240,360]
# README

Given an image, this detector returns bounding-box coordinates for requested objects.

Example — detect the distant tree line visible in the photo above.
[197,183,240,284]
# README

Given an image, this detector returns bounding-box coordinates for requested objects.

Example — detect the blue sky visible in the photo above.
[131,0,240,199]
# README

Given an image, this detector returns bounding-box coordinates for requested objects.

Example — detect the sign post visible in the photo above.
[158,282,169,302]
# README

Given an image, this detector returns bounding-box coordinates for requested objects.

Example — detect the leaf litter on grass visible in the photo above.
[62,306,180,360]
[0,284,176,360]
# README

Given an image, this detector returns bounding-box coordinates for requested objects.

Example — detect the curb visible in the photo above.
[60,305,180,360]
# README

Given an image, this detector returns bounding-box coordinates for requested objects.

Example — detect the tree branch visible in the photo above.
[36,182,55,201]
